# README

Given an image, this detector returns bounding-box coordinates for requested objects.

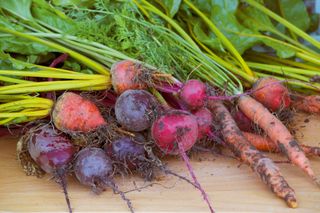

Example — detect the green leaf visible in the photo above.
[52,0,94,7]
[0,0,33,21]
[260,39,296,58]
[238,5,275,32]
[31,1,75,33]
[264,0,310,31]
[0,52,27,70]
[209,1,259,54]
[192,20,224,51]
[0,17,54,54]
[238,6,296,58]
[278,0,310,31]
[0,37,55,55]
[162,0,182,17]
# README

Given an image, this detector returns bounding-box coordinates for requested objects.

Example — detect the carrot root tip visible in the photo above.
[288,199,298,208]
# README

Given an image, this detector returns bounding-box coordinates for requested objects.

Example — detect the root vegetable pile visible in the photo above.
[3,0,320,211]
[15,71,320,212]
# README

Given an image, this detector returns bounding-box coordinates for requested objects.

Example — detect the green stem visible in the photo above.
[245,53,320,71]
[0,110,50,118]
[0,79,109,94]
[247,62,320,77]
[0,70,105,80]
[0,99,52,110]
[149,87,170,109]
[0,76,31,84]
[296,52,320,66]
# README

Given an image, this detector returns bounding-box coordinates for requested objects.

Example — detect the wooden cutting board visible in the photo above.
[0,113,320,212]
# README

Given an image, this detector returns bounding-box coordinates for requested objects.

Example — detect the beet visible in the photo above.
[74,147,134,212]
[74,148,113,188]
[27,125,75,213]
[151,110,214,212]
[179,79,207,110]
[28,127,75,173]
[106,137,145,168]
[252,77,291,112]
[193,108,213,140]
[104,134,154,180]
[111,60,147,94]
[52,92,106,133]
[231,109,254,132]
[151,110,198,155]
[115,89,159,132]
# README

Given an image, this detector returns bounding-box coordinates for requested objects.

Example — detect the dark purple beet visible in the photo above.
[115,89,159,132]
[74,148,113,188]
[74,147,134,212]
[110,138,145,160]
[27,125,75,213]
[105,136,146,170]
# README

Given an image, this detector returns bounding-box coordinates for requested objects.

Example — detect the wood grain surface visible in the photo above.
[0,113,320,212]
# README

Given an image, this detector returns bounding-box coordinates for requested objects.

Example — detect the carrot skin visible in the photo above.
[208,101,297,208]
[242,132,279,152]
[243,131,320,157]
[238,95,319,185]
[293,95,320,114]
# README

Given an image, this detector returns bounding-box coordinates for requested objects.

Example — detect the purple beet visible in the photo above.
[27,125,75,213]
[74,147,134,212]
[115,89,160,132]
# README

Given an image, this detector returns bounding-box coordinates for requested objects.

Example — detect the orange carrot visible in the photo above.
[243,131,320,157]
[238,95,319,185]
[52,92,106,132]
[242,132,279,152]
[292,95,320,114]
[208,101,297,208]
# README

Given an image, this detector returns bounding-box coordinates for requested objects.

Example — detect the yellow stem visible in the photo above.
[0,78,109,94]
[0,109,51,118]
[296,52,320,66]
[0,70,105,80]
[0,76,31,84]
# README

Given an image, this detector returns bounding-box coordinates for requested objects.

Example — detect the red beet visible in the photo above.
[252,77,291,112]
[27,125,75,213]
[231,109,254,132]
[151,110,214,212]
[151,110,199,155]
[193,108,213,140]
[179,79,207,110]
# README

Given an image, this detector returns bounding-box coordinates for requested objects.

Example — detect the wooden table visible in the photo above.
[0,114,320,212]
